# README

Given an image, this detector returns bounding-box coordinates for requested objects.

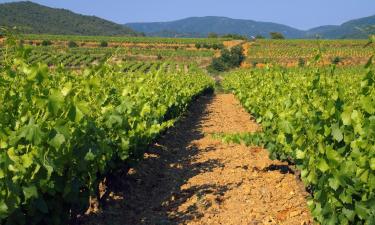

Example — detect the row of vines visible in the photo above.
[222,58,375,224]
[0,41,214,224]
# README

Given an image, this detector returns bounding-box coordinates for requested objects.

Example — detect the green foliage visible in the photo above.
[332,56,342,65]
[208,32,219,38]
[0,40,214,224]
[99,41,108,47]
[67,41,78,48]
[270,32,285,39]
[255,35,265,39]
[41,40,52,46]
[221,33,248,40]
[0,1,140,36]
[298,58,306,67]
[208,45,245,72]
[223,63,375,224]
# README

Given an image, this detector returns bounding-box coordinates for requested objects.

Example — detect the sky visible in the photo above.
[1,0,375,30]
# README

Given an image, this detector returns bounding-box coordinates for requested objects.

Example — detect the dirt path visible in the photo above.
[80,94,312,225]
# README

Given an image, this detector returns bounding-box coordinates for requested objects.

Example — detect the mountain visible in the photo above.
[1,1,373,39]
[127,16,306,38]
[127,15,375,39]
[0,1,139,36]
[306,15,375,39]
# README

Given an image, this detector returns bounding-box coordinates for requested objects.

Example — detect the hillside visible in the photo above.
[308,14,375,39]
[0,1,139,36]
[127,15,375,39]
[0,1,373,39]
[127,16,306,38]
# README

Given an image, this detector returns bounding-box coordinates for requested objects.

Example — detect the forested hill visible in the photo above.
[127,15,375,39]
[0,1,140,36]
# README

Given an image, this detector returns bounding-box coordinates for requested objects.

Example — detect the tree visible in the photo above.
[68,41,78,48]
[255,35,265,39]
[270,32,285,39]
[41,40,52,46]
[208,32,219,38]
[208,45,245,73]
[99,41,108,47]
[221,33,248,40]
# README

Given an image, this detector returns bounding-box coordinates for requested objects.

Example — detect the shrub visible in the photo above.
[208,45,245,73]
[212,43,224,50]
[270,32,285,39]
[41,40,52,46]
[202,43,210,49]
[332,56,342,65]
[100,41,108,47]
[208,32,219,38]
[68,41,78,48]
[195,43,202,49]
[221,34,248,40]
[251,61,258,67]
[298,58,305,67]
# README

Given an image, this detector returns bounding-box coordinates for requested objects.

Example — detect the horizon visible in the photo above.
[0,0,374,30]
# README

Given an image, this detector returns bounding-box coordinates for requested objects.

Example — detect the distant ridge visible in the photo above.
[127,16,305,38]
[0,1,140,36]
[127,15,375,39]
[306,14,375,39]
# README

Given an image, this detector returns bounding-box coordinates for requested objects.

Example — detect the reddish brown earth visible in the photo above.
[79,94,313,225]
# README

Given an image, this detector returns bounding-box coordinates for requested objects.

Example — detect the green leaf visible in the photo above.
[61,82,72,96]
[48,133,66,149]
[21,154,33,168]
[342,208,355,221]
[0,201,8,219]
[317,159,330,172]
[278,120,293,134]
[19,119,44,145]
[355,202,369,220]
[23,185,38,201]
[341,109,352,126]
[360,96,375,114]
[326,147,342,163]
[370,158,375,170]
[331,124,343,142]
[84,151,95,161]
[339,192,352,204]
[328,177,340,190]
[68,105,84,123]
[48,89,64,115]
[296,149,305,159]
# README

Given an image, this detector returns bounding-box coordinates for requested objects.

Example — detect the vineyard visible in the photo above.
[1,32,375,225]
[222,62,375,224]
[0,39,214,224]
[243,39,374,67]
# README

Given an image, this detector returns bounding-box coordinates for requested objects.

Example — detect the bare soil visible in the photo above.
[79,94,313,225]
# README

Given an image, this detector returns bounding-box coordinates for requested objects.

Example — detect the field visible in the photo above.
[0,34,375,225]
[243,39,374,67]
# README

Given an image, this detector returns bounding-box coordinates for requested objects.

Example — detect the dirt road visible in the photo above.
[80,94,312,225]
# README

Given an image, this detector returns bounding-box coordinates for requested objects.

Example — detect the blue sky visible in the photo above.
[1,0,375,30]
